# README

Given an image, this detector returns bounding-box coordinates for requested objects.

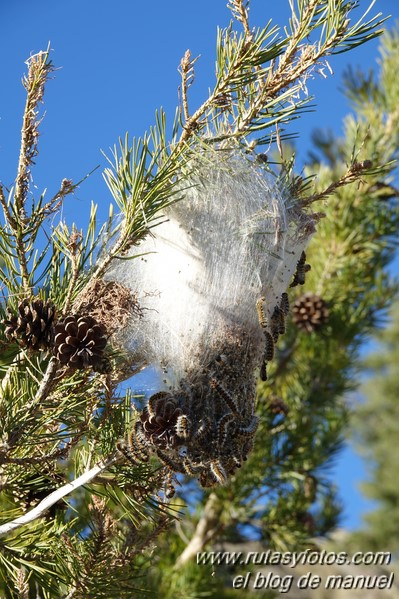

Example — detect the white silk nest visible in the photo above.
[105,147,316,387]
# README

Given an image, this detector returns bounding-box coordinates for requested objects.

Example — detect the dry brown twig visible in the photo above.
[15,48,54,220]
[15,568,29,599]
[63,225,84,314]
[39,178,76,220]
[179,49,199,123]
[227,0,253,43]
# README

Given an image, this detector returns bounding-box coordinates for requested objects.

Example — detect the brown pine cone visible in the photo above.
[53,315,107,368]
[3,299,56,350]
[268,396,289,416]
[292,293,329,333]
[139,392,183,449]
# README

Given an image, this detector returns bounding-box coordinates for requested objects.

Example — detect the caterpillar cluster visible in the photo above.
[117,326,260,494]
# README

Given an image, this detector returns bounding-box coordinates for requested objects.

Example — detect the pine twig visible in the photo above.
[234,1,324,136]
[15,568,29,599]
[179,49,196,123]
[63,226,83,314]
[301,159,374,206]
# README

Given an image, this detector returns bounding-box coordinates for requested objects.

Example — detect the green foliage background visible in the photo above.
[348,299,399,555]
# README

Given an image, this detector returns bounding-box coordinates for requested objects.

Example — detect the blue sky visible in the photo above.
[0,0,398,531]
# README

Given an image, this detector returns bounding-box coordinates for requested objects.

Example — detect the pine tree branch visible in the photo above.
[174,493,224,567]
[95,1,384,274]
[232,0,321,136]
[175,0,384,148]
[9,48,54,294]
[93,132,187,278]
[39,178,75,219]
[0,453,119,538]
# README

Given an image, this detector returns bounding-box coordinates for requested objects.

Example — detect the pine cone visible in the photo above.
[3,299,56,350]
[268,396,289,416]
[53,315,107,368]
[297,511,317,535]
[140,392,183,449]
[292,293,329,333]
